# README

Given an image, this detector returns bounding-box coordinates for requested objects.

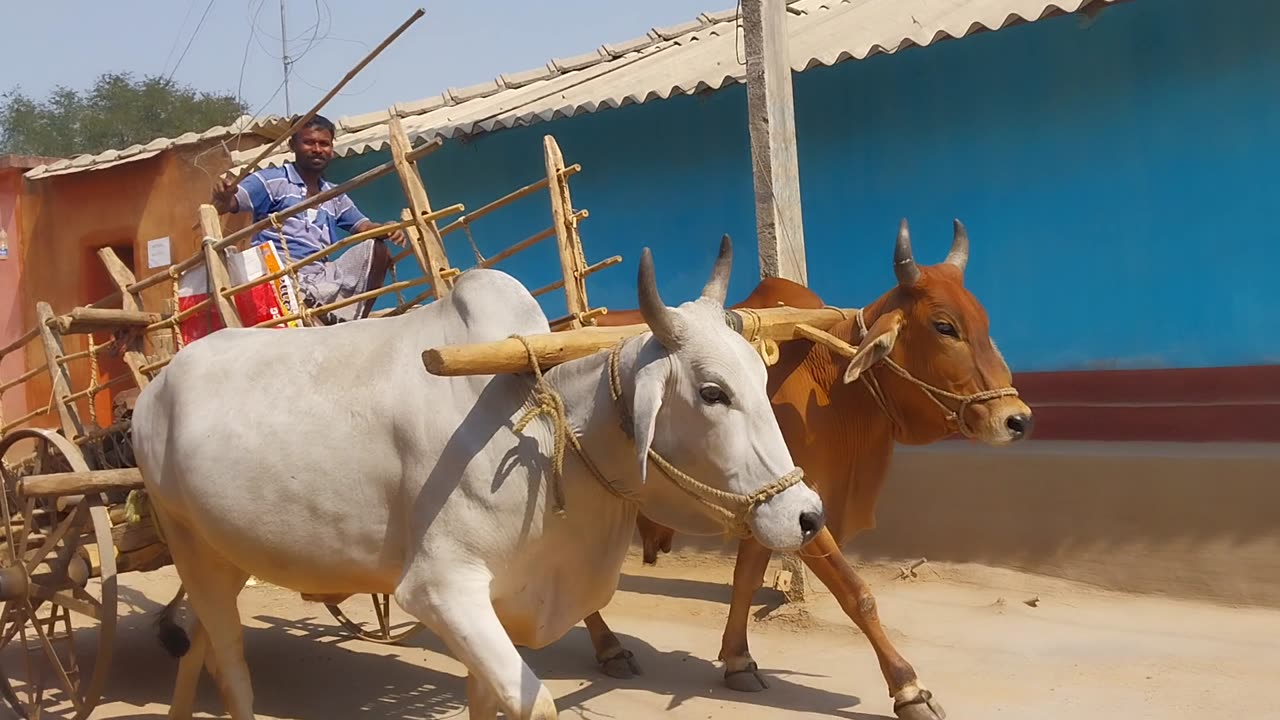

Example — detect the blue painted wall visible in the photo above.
[334,0,1280,373]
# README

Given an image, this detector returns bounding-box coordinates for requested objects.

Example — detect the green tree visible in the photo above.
[0,72,249,157]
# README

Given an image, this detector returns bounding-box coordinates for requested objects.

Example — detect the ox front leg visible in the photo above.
[717,538,775,692]
[466,673,501,720]
[800,528,946,720]
[584,612,642,679]
[396,576,557,719]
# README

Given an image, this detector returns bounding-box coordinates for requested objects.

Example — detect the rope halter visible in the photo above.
[508,334,806,539]
[841,308,1021,439]
[605,339,806,537]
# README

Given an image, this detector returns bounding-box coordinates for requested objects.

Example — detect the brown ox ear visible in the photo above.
[842,310,906,385]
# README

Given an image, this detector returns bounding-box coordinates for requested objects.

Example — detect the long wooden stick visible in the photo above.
[421,306,860,377]
[230,8,427,184]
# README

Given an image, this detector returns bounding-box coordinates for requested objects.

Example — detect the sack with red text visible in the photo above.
[224,242,303,329]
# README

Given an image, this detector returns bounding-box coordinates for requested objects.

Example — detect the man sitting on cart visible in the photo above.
[211,114,406,324]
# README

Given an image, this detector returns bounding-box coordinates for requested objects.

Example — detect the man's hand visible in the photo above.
[211,175,240,214]
[381,221,408,247]
[358,219,407,247]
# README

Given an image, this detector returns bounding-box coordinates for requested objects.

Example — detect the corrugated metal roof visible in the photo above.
[230,0,1121,170]
[23,114,289,180]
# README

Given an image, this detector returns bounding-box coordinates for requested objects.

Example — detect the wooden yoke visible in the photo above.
[388,115,457,297]
[197,205,244,330]
[544,135,598,329]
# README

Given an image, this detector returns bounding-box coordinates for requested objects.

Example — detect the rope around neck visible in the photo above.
[511,336,638,516]
[507,335,805,538]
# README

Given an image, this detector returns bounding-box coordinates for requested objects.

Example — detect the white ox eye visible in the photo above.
[699,385,731,406]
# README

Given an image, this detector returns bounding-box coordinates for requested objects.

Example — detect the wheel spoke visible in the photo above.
[27,583,99,621]
[373,594,391,639]
[22,601,82,715]
[24,504,86,575]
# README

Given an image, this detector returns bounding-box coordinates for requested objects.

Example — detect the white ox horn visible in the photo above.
[638,248,685,349]
[700,234,733,306]
[894,218,921,287]
[946,218,969,272]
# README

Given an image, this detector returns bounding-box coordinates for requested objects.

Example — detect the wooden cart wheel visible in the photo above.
[0,429,118,720]
[325,593,425,645]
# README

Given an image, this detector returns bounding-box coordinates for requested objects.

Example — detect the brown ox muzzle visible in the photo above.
[964,395,1034,445]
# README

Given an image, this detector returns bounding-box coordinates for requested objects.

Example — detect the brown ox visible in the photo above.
[580,219,1032,720]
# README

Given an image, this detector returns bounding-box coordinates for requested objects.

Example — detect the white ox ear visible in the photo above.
[630,361,668,484]
[843,310,906,384]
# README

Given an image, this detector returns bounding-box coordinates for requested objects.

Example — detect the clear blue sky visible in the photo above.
[4,0,720,121]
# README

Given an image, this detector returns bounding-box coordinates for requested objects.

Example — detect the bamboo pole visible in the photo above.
[219,204,462,299]
[57,340,116,365]
[61,373,133,407]
[250,276,431,329]
[529,255,622,298]
[151,297,213,331]
[0,403,53,435]
[549,307,609,331]
[127,139,443,295]
[436,165,581,238]
[229,8,427,184]
[0,327,39,359]
[0,365,45,394]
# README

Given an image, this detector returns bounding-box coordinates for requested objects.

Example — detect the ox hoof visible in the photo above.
[724,662,769,692]
[894,684,947,720]
[598,647,643,679]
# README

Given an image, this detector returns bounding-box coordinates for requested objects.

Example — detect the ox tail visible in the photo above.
[154,584,191,658]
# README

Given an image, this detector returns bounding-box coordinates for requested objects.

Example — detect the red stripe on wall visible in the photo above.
[1011,365,1280,442]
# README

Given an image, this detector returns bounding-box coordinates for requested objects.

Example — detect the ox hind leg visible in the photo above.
[160,519,254,719]
[583,612,642,678]
[800,528,946,720]
[395,571,557,719]
[717,538,776,692]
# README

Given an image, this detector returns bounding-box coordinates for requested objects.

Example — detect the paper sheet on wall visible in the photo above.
[146,237,171,268]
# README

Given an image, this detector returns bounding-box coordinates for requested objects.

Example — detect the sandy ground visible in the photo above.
[19,548,1280,719]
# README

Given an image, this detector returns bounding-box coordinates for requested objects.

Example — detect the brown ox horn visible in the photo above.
[700,234,733,306]
[946,218,969,272]
[638,247,684,348]
[894,218,921,286]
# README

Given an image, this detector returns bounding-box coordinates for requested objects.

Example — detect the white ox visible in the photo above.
[132,237,826,719]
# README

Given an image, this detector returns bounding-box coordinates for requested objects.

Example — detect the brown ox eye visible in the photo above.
[700,386,730,406]
[934,321,958,337]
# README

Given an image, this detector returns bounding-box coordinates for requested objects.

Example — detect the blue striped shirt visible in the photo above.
[234,162,369,262]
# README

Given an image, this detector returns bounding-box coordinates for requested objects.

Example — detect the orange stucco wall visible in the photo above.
[16,142,258,430]
[1,168,29,427]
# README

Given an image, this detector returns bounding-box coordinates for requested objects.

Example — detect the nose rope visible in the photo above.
[505,334,805,538]
[820,307,1019,438]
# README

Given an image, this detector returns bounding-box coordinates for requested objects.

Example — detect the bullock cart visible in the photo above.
[0,117,863,716]
[0,123,637,718]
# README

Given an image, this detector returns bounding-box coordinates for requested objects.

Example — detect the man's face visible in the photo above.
[291,126,334,173]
